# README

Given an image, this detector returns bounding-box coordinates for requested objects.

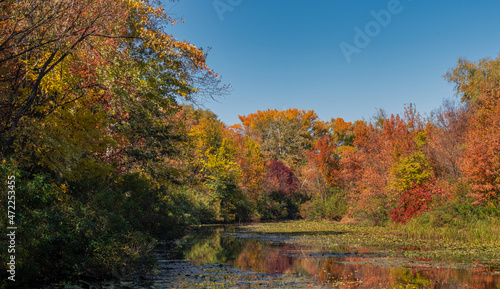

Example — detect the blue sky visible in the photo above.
[164,0,500,125]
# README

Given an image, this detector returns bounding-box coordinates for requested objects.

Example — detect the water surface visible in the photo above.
[105,225,500,288]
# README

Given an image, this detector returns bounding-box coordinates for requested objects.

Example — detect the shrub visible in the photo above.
[300,188,347,221]
[390,182,442,223]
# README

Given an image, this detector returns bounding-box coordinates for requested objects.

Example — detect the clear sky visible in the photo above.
[164,0,500,125]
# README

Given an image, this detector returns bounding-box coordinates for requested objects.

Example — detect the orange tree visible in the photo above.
[238,109,321,219]
[340,106,441,224]
[446,56,500,205]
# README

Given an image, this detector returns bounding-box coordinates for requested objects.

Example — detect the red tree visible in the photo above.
[265,160,298,196]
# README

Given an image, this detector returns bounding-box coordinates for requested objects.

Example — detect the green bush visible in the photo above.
[300,188,347,221]
[257,194,289,220]
[414,196,500,228]
[0,160,211,286]
[400,194,500,245]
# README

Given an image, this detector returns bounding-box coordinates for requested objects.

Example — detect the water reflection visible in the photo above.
[174,226,500,288]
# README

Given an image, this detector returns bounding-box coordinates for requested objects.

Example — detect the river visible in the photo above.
[94,224,499,288]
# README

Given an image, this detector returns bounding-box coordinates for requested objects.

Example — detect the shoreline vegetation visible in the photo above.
[1,0,500,287]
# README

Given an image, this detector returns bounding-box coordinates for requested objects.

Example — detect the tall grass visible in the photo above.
[397,215,500,247]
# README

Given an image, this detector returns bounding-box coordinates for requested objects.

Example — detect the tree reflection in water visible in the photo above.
[174,226,500,288]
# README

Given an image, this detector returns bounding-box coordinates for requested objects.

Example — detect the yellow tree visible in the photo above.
[229,125,266,208]
[190,116,251,221]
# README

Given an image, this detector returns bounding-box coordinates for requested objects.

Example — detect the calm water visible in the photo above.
[104,225,500,288]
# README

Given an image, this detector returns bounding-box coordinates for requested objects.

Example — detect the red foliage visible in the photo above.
[390,182,443,223]
[265,160,298,196]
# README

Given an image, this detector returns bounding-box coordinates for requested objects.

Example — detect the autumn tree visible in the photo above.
[302,136,341,198]
[299,134,349,221]
[188,113,253,221]
[0,0,127,153]
[238,109,318,167]
[261,159,304,219]
[446,56,500,205]
[445,56,500,105]
[427,100,469,181]
[0,0,223,158]
[330,117,354,147]
[340,106,438,224]
[228,127,266,208]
